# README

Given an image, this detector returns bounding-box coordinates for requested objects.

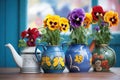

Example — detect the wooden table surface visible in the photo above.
[0,68,120,80]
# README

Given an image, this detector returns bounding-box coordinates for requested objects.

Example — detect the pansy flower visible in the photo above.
[27,37,36,46]
[21,30,27,39]
[43,14,52,28]
[104,11,119,27]
[97,54,104,59]
[94,26,100,32]
[53,57,59,67]
[53,57,65,67]
[46,15,60,31]
[83,13,92,28]
[20,28,40,47]
[95,60,101,66]
[90,57,92,65]
[68,8,85,28]
[101,60,108,67]
[59,17,69,32]
[91,6,104,22]
[59,57,65,67]
[96,66,102,71]
[42,14,69,45]
[41,56,51,66]
[27,28,39,39]
[74,54,83,63]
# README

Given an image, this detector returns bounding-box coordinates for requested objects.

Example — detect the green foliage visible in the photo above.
[70,26,88,45]
[93,19,112,46]
[41,29,61,45]
[18,39,27,48]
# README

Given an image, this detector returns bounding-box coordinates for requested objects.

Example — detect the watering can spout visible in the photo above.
[5,43,23,68]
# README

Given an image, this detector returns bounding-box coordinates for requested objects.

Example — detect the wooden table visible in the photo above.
[0,68,120,80]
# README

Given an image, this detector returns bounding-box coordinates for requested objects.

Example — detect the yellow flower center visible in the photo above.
[96,12,99,16]
[76,18,80,21]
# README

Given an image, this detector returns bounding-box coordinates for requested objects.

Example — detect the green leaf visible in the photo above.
[41,28,61,45]
[18,39,27,48]
[70,26,89,44]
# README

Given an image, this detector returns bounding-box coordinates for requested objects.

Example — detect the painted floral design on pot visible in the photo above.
[92,44,116,72]
[53,57,65,67]
[41,56,51,67]
[74,54,84,63]
[35,45,65,73]
[65,44,92,72]
[41,56,65,71]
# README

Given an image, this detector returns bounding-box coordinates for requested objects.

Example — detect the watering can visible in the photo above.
[5,43,41,73]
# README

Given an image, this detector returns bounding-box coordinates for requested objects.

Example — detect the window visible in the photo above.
[27,0,91,29]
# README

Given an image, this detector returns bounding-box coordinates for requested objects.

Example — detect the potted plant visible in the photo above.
[19,28,40,47]
[11,28,41,73]
[91,6,119,72]
[35,14,70,73]
[65,8,92,72]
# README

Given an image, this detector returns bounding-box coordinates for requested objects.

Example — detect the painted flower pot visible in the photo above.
[92,44,116,72]
[35,45,65,73]
[65,44,92,72]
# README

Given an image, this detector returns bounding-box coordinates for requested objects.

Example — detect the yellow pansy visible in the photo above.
[59,17,69,32]
[74,54,83,63]
[90,57,92,65]
[41,56,51,66]
[53,57,65,67]
[46,14,60,30]
[53,57,59,67]
[83,13,92,28]
[104,11,119,27]
[43,14,51,28]
[59,57,65,67]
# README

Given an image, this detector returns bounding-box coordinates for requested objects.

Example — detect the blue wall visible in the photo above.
[0,0,27,67]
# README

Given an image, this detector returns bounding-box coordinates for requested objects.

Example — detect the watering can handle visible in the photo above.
[35,44,46,62]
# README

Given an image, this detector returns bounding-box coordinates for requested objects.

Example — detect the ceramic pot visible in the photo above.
[92,44,116,72]
[65,44,92,72]
[35,45,65,73]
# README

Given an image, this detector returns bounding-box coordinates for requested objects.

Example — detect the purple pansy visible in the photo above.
[100,21,109,27]
[94,26,100,32]
[68,8,85,28]
[101,22,105,27]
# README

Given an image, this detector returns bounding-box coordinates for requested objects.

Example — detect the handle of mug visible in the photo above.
[62,43,69,51]
[35,44,46,62]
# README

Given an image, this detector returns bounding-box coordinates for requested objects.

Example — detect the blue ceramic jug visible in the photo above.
[65,44,92,72]
[35,45,65,73]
